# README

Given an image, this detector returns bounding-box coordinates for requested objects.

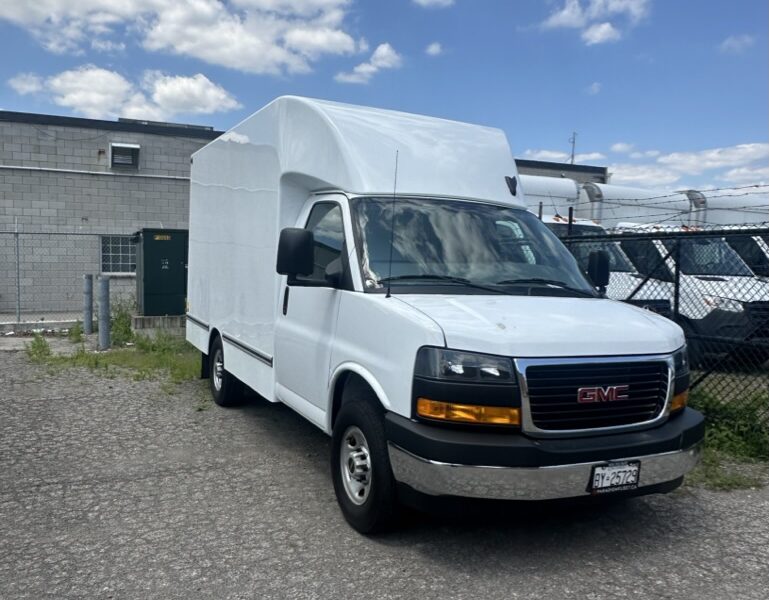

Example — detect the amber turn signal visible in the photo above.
[416,398,521,426]
[670,390,689,413]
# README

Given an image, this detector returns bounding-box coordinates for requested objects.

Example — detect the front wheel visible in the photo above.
[331,399,398,534]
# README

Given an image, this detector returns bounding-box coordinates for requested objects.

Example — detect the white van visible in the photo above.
[186,97,702,533]
[538,215,673,315]
[614,223,769,365]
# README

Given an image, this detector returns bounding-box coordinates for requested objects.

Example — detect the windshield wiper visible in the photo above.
[495,277,597,298]
[378,274,507,294]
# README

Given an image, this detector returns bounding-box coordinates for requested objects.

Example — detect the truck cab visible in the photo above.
[186,97,703,533]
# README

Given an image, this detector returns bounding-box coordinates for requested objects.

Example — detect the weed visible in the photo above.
[687,447,765,491]
[689,389,769,460]
[25,334,52,362]
[68,321,84,344]
[110,297,135,346]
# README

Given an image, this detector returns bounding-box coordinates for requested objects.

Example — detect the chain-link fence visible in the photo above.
[561,226,769,420]
[0,229,136,330]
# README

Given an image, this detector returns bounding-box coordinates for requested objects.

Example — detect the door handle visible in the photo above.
[282,287,290,315]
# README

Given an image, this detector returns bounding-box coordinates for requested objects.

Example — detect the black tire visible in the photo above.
[208,335,244,407]
[331,396,398,534]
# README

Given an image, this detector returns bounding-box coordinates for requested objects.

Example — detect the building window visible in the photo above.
[110,143,140,169]
[101,235,136,274]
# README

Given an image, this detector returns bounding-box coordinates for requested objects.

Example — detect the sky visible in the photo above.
[0,0,767,190]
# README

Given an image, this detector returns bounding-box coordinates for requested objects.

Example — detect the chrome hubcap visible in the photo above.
[212,349,224,392]
[340,426,372,505]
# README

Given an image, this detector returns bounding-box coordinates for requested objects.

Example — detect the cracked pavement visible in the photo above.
[1,349,768,599]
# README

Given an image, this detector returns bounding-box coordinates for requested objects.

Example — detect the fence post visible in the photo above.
[98,276,110,350]
[14,219,20,325]
[83,274,93,335]
[673,239,681,319]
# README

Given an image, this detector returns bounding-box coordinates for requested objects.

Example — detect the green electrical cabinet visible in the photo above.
[135,228,189,316]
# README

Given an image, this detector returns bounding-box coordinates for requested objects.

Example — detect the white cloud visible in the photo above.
[610,143,769,188]
[575,152,607,162]
[581,21,621,45]
[609,163,682,186]
[629,149,660,158]
[523,149,571,162]
[542,0,586,28]
[522,149,605,163]
[657,143,769,175]
[8,65,240,121]
[47,66,136,119]
[611,142,634,153]
[586,81,602,94]
[8,72,44,95]
[283,26,357,58]
[143,71,241,115]
[585,0,649,24]
[0,0,357,75]
[718,34,755,54]
[220,131,250,144]
[719,165,769,183]
[541,0,647,46]
[412,0,454,7]
[426,42,443,56]
[90,38,126,53]
[335,42,402,84]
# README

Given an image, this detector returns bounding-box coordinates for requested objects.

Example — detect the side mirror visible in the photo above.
[588,250,611,289]
[277,228,314,277]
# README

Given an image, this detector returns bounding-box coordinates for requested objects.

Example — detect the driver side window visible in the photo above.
[299,202,345,281]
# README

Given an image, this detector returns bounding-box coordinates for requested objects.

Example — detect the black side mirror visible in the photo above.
[277,228,314,277]
[588,250,611,289]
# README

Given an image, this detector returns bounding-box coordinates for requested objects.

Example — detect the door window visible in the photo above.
[300,203,345,280]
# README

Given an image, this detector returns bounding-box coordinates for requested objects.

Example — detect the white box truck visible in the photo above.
[186,97,703,533]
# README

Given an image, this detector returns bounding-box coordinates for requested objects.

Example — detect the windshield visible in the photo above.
[350,197,595,295]
[546,223,635,273]
[661,238,753,276]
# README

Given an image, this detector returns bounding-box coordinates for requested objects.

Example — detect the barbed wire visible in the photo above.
[572,187,769,209]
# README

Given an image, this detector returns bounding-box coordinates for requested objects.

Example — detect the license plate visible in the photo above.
[588,460,641,494]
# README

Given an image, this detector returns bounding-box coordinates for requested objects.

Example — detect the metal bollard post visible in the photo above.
[98,276,110,350]
[83,274,93,335]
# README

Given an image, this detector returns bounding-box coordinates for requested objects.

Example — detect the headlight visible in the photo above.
[413,347,520,427]
[670,345,689,414]
[672,345,689,377]
[703,295,743,313]
[414,347,515,382]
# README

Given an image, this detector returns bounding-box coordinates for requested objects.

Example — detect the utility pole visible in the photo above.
[569,131,577,165]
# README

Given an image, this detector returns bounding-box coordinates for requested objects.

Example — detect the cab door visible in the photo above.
[274,200,349,415]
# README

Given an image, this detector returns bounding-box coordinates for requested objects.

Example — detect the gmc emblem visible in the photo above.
[577,385,630,403]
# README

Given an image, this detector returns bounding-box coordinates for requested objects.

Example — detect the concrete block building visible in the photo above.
[0,111,221,319]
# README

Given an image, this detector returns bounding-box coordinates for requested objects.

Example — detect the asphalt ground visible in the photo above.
[1,348,768,599]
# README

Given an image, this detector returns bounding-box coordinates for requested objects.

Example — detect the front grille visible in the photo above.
[525,361,668,431]
[745,301,769,339]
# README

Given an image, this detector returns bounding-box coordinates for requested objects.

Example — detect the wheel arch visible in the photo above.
[328,363,391,433]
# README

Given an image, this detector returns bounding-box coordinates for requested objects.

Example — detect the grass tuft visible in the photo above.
[110,297,135,346]
[25,334,52,362]
[68,321,83,344]
[686,389,769,490]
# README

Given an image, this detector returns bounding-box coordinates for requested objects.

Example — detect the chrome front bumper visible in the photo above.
[388,442,701,501]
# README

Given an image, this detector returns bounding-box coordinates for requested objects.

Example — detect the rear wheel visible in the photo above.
[331,396,398,534]
[209,336,244,407]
